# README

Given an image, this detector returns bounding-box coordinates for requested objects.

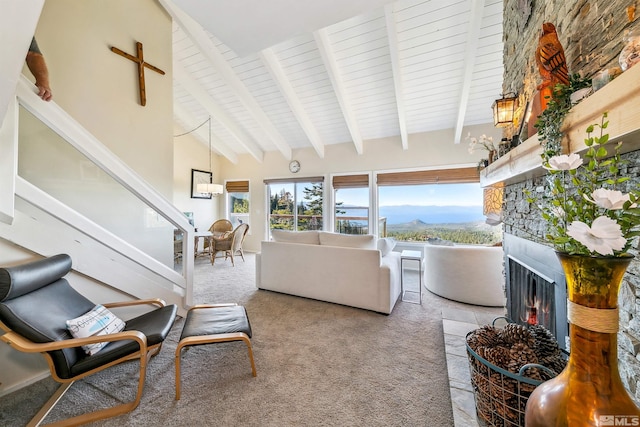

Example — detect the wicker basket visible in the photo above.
[465,321,563,427]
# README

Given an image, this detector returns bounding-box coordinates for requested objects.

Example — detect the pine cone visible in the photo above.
[472,371,491,397]
[541,351,567,376]
[499,323,535,348]
[484,346,511,370]
[507,342,538,374]
[467,325,500,351]
[529,324,560,359]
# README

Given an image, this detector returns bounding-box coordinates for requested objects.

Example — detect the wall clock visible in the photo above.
[289,160,301,173]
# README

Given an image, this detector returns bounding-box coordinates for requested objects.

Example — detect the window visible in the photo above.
[333,174,370,235]
[376,167,501,244]
[265,177,324,236]
[226,180,249,229]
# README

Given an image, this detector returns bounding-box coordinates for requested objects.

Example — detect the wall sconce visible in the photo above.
[492,93,518,127]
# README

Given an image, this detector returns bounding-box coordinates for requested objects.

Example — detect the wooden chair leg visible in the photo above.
[30,353,149,426]
[27,381,74,427]
[175,333,256,400]
[243,336,257,377]
[175,344,184,400]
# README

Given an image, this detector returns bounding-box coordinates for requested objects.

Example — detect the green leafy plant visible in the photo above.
[535,74,592,157]
[527,113,640,256]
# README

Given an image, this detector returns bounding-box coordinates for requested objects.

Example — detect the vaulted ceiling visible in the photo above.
[160,0,505,163]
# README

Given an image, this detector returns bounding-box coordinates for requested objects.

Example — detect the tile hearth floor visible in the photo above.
[442,302,505,426]
[402,270,505,427]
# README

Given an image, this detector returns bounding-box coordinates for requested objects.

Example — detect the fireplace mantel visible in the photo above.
[481,64,640,188]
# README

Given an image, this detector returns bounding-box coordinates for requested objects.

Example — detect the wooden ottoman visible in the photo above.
[175,303,256,400]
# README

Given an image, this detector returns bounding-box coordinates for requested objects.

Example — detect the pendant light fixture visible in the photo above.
[196,117,223,196]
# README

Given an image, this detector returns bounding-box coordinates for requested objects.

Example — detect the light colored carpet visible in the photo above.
[0,253,453,426]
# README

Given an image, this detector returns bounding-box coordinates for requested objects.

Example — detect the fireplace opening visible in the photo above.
[509,258,555,333]
[503,233,569,350]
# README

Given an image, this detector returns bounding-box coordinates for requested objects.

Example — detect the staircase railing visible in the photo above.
[0,76,194,310]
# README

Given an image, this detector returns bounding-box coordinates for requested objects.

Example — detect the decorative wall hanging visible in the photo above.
[191,169,213,199]
[110,41,165,106]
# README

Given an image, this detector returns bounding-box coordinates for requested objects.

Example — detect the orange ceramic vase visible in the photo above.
[525,253,640,426]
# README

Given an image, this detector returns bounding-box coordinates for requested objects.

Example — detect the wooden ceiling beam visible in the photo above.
[454,0,486,144]
[259,48,325,158]
[384,4,408,150]
[173,61,264,163]
[314,28,364,155]
[160,0,292,160]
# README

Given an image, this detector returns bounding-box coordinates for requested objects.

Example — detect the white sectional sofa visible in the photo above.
[423,243,505,307]
[256,230,401,314]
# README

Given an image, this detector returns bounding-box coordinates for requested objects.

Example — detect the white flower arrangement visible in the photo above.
[527,113,640,256]
[466,133,498,154]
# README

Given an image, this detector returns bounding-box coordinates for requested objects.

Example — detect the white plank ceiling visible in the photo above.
[160,0,504,163]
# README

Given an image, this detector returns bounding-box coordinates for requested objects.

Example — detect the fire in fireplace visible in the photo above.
[509,258,555,329]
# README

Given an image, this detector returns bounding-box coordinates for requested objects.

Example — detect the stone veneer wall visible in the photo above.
[502,0,640,398]
[502,0,639,139]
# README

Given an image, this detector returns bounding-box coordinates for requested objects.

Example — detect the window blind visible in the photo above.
[376,167,479,186]
[225,180,249,193]
[332,174,369,189]
[263,176,324,184]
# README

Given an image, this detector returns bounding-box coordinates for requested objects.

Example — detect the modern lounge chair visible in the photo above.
[0,254,178,426]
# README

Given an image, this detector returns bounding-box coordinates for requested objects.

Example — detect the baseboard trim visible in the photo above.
[0,370,50,397]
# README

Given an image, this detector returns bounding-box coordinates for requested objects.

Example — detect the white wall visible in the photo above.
[28,0,173,197]
[217,123,502,252]
[172,123,223,244]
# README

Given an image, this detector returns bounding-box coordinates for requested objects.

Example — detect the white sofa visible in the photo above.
[256,230,401,314]
[423,243,505,307]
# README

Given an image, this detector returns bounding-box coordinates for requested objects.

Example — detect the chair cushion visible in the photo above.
[69,304,178,378]
[124,304,178,347]
[0,278,96,378]
[180,306,252,340]
[0,254,72,301]
[66,305,126,355]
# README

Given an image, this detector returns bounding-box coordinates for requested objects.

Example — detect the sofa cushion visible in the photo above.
[271,230,320,245]
[318,232,377,249]
[377,237,396,257]
[427,237,455,246]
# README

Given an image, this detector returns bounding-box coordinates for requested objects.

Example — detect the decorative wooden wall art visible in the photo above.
[110,41,165,106]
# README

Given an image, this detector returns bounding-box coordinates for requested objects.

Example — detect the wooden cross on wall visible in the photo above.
[110,41,165,106]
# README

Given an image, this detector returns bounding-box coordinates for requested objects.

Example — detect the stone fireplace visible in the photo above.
[491,0,640,403]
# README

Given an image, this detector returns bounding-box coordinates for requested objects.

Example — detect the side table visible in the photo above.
[194,230,212,258]
[400,250,423,304]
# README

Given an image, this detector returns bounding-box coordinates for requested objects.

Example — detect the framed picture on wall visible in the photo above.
[191,169,212,199]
